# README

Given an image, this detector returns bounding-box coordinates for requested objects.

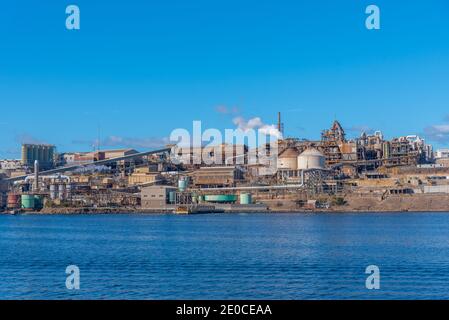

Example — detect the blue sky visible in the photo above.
[1,0,449,158]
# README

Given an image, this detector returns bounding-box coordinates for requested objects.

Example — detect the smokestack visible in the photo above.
[277,111,284,138]
[278,112,281,133]
[34,160,39,191]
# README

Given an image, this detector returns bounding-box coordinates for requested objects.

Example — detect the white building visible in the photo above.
[435,149,449,159]
[0,159,23,170]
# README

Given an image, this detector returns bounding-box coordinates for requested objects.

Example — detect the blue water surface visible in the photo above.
[1,212,448,300]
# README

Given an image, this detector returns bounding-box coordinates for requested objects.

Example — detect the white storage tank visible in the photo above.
[297,148,325,170]
[58,184,65,200]
[277,148,299,170]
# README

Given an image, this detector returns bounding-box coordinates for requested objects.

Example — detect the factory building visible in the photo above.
[141,185,177,210]
[60,151,106,165]
[3,112,448,214]
[436,158,449,167]
[21,144,56,170]
[102,149,139,159]
[277,148,326,182]
[175,143,248,166]
[128,167,163,186]
[61,149,139,166]
[435,149,449,159]
[0,160,23,171]
[317,121,433,170]
[320,121,346,165]
[192,166,244,188]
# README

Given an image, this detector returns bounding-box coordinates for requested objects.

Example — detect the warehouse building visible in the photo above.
[141,185,177,210]
[128,167,163,186]
[193,166,244,188]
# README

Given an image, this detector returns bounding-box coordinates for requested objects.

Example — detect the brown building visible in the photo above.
[128,167,163,186]
[141,185,177,209]
[193,166,244,188]
[63,149,141,166]
[436,158,449,167]
[74,151,106,163]
[339,142,358,161]
[101,149,139,159]
[175,144,248,166]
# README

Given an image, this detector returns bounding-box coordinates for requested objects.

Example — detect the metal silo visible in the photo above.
[50,184,57,200]
[178,177,189,192]
[239,193,252,205]
[21,195,35,210]
[34,195,43,209]
[277,148,299,170]
[58,184,65,200]
[297,148,325,170]
[169,191,176,204]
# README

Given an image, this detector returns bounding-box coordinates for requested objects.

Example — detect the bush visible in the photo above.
[332,197,346,206]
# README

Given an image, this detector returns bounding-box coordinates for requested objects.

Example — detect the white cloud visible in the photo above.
[347,125,374,135]
[73,136,169,150]
[216,105,240,115]
[15,133,48,145]
[424,124,449,143]
[232,116,281,138]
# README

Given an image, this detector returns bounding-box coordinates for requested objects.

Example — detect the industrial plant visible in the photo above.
[2,114,449,214]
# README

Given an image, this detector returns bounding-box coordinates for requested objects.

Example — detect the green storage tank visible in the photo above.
[204,194,238,203]
[34,195,43,209]
[178,179,188,192]
[21,195,35,210]
[239,193,252,205]
[168,191,176,204]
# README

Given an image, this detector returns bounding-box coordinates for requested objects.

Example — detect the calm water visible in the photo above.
[1,212,449,300]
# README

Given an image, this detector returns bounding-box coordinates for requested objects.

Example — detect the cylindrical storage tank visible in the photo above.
[50,184,56,200]
[66,184,72,197]
[7,194,20,209]
[58,184,65,200]
[21,195,35,210]
[297,148,326,170]
[168,191,176,204]
[178,178,188,192]
[34,195,43,209]
[239,193,252,205]
[204,194,238,203]
[277,148,299,170]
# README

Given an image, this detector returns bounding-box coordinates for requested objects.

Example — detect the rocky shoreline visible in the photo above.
[2,193,449,215]
[3,208,449,215]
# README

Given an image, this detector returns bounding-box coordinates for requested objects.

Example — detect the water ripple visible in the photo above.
[1,212,449,299]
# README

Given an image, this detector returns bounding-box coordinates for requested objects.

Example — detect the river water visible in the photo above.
[1,212,449,300]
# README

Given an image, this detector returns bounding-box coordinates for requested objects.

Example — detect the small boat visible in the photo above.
[174,205,224,215]
[175,206,190,215]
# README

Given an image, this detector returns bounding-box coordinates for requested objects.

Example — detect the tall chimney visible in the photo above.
[277,111,284,138]
[34,160,39,192]
[278,112,281,133]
